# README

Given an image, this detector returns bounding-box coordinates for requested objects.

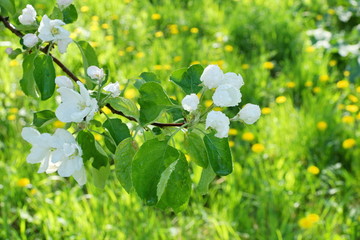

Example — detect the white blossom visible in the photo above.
[307,28,332,49]
[212,84,241,107]
[205,111,230,138]
[103,82,120,97]
[181,93,199,112]
[38,15,72,54]
[222,72,244,89]
[56,81,98,123]
[87,66,105,81]
[18,5,37,25]
[55,76,74,89]
[57,0,74,9]
[21,127,86,185]
[338,44,360,57]
[234,104,261,124]
[22,33,39,48]
[200,65,224,89]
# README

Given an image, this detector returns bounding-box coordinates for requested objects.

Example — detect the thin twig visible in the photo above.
[0,15,186,128]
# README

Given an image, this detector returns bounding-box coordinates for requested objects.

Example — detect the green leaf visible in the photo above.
[140,72,160,83]
[203,132,233,176]
[138,82,173,125]
[115,138,137,193]
[50,7,63,20]
[170,64,203,94]
[0,0,15,15]
[103,118,131,145]
[157,153,191,211]
[77,131,108,169]
[132,139,179,205]
[33,54,56,100]
[91,164,110,189]
[185,131,208,168]
[196,165,216,195]
[8,48,22,59]
[33,110,56,127]
[62,4,78,24]
[20,53,38,98]
[106,98,139,121]
[103,132,116,153]
[75,41,99,89]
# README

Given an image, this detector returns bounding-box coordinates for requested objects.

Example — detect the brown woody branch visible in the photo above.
[1,15,185,128]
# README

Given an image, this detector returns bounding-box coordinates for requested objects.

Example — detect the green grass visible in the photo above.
[0,0,359,239]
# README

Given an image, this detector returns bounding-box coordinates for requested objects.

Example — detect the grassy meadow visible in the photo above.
[0,0,359,239]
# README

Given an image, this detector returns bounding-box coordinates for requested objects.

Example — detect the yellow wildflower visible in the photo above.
[126,46,135,52]
[7,114,16,121]
[17,178,30,187]
[316,121,327,131]
[316,15,323,20]
[80,6,89,13]
[305,81,313,87]
[298,213,320,229]
[261,107,271,115]
[275,96,287,104]
[337,80,349,89]
[342,138,356,149]
[105,35,114,41]
[155,31,164,38]
[224,45,234,52]
[228,128,238,136]
[91,16,99,22]
[305,46,315,53]
[101,23,109,29]
[342,116,355,124]
[329,60,337,67]
[263,61,274,70]
[191,61,201,65]
[251,143,265,153]
[124,88,137,99]
[343,71,350,77]
[154,65,163,70]
[9,107,18,114]
[307,165,320,175]
[173,56,182,62]
[242,132,255,141]
[348,95,358,103]
[319,75,329,82]
[151,13,161,20]
[241,64,250,70]
[327,9,335,15]
[101,106,112,114]
[9,60,19,67]
[286,82,296,88]
[346,105,359,113]
[94,133,103,141]
[313,87,321,93]
[118,50,125,56]
[190,27,199,34]
[229,141,235,148]
[136,52,145,58]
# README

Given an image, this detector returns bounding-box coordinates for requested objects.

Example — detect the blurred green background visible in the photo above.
[0,0,359,239]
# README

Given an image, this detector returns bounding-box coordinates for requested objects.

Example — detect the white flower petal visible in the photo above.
[21,127,40,144]
[72,167,87,186]
[212,84,241,107]
[26,147,49,164]
[181,94,199,112]
[205,111,230,138]
[200,65,223,89]
[55,76,74,89]
[235,104,261,124]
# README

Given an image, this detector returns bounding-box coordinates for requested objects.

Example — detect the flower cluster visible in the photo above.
[19,3,73,53]
[21,127,86,185]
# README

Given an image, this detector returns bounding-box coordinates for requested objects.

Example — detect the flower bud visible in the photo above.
[18,5,37,25]
[205,111,230,138]
[181,93,199,112]
[23,33,39,48]
[87,66,105,81]
[200,65,223,89]
[104,82,121,97]
[5,48,13,55]
[57,0,74,9]
[235,104,261,124]
[212,84,241,107]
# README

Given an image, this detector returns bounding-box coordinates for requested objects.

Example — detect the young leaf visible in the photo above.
[62,4,78,24]
[156,153,191,211]
[20,52,38,98]
[77,131,108,169]
[115,137,137,193]
[196,165,216,195]
[33,54,56,100]
[203,132,233,176]
[170,64,203,94]
[103,118,131,145]
[184,131,208,168]
[91,164,110,189]
[132,139,179,205]
[138,82,173,125]
[33,110,56,127]
[106,98,139,121]
[75,41,98,89]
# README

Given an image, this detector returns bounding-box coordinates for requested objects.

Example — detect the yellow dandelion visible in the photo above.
[9,107,18,114]
[241,64,250,70]
[173,56,182,62]
[346,105,359,113]
[307,214,320,223]
[154,65,163,70]
[305,46,315,53]
[305,81,313,87]
[7,114,16,121]
[69,32,77,39]
[205,100,213,108]
[151,13,161,20]
[338,104,345,110]
[307,165,320,175]
[327,9,335,15]
[101,23,110,29]
[169,24,179,34]
[348,95,358,103]
[224,45,234,52]
[343,138,356,149]
[242,132,255,142]
[275,96,287,104]
[118,50,125,56]
[191,61,201,65]
[90,25,99,31]
[190,27,199,34]
[228,128,238,136]
[101,106,112,115]
[329,60,337,67]
[313,87,321,93]
[261,107,271,115]
[163,64,171,70]
[342,115,355,124]
[343,71,350,77]
[105,35,114,41]
[316,121,328,131]
[30,189,37,195]
[17,178,30,187]
[251,143,265,153]
[111,15,119,20]
[124,0,132,3]
[124,88,137,99]
[91,16,99,22]
[126,46,135,52]
[9,60,19,67]
[286,82,296,88]
[229,141,235,148]
[357,112,360,120]
[356,86,360,93]
[298,217,312,229]
[80,6,90,13]
[316,15,323,20]
[263,61,274,70]
[336,80,349,89]
[155,31,164,38]
[319,75,329,82]
[53,120,65,128]
[89,41,98,48]
[136,52,145,58]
